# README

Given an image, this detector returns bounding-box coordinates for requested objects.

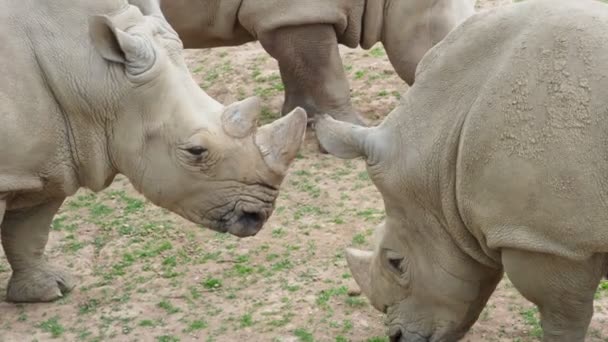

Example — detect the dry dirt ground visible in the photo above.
[1,0,608,341]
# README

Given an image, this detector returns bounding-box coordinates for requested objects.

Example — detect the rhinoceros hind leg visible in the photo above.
[502,248,605,342]
[1,199,73,302]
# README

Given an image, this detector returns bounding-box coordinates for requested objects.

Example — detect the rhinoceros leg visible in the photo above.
[259,24,365,126]
[1,199,74,302]
[502,248,605,342]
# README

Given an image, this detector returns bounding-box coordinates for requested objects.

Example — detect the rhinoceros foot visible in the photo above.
[6,264,75,302]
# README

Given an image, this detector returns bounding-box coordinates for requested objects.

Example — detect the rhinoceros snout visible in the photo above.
[228,210,267,237]
[389,327,430,342]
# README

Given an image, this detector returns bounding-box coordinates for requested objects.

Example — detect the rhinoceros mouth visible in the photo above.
[184,183,278,237]
[203,203,272,238]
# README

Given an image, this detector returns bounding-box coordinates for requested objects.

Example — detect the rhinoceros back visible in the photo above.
[403,0,608,260]
[456,0,608,259]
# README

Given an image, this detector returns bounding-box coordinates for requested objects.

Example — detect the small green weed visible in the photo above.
[37,316,64,338]
[294,328,314,342]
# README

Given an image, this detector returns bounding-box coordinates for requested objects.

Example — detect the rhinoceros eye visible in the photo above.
[185,146,207,156]
[388,257,402,271]
[382,249,410,288]
[384,250,406,275]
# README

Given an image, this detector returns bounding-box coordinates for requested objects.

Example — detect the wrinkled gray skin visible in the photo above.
[149,0,475,125]
[0,0,307,303]
[316,0,608,341]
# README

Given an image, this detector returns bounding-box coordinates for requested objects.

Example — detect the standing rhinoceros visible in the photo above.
[316,0,608,340]
[134,0,475,125]
[0,0,307,303]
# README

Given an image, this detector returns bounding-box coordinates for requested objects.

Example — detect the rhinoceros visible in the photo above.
[0,0,307,303]
[136,0,475,125]
[316,0,608,340]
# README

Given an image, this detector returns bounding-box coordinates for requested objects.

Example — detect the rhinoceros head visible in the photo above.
[88,5,307,237]
[315,115,500,341]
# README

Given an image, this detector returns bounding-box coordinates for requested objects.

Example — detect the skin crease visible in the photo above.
[154,0,476,125]
[316,0,608,341]
[0,0,306,303]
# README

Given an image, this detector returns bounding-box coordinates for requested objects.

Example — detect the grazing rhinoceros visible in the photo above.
[0,0,307,303]
[133,0,475,125]
[316,0,608,340]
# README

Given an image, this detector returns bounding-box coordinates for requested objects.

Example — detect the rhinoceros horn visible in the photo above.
[255,107,307,176]
[221,96,262,138]
[314,114,378,160]
[345,248,374,300]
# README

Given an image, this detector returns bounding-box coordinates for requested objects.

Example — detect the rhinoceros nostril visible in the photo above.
[238,211,265,230]
[389,330,402,342]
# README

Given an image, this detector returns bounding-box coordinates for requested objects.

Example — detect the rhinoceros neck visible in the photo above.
[160,0,253,48]
[39,62,121,193]
[385,94,502,270]
[23,1,127,192]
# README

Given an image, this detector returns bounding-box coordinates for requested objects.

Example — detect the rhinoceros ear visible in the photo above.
[314,115,374,160]
[89,10,156,76]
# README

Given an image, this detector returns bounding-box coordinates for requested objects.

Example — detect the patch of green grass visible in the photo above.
[240,313,254,327]
[366,337,389,342]
[90,203,113,217]
[267,310,294,327]
[354,70,367,80]
[271,259,293,271]
[157,299,181,314]
[156,335,180,342]
[369,46,386,57]
[271,228,286,238]
[51,216,67,231]
[345,296,367,307]
[68,193,98,209]
[162,255,177,267]
[134,240,173,258]
[266,253,279,262]
[233,263,254,276]
[283,283,300,292]
[202,277,223,290]
[356,208,385,222]
[17,311,27,322]
[62,234,85,253]
[184,319,208,332]
[37,316,64,338]
[260,107,279,124]
[333,216,345,224]
[352,233,366,245]
[197,251,221,263]
[595,280,608,298]
[316,286,348,306]
[342,319,354,332]
[293,206,324,220]
[520,307,542,338]
[78,298,99,314]
[294,328,314,342]
[139,319,158,327]
[104,252,136,280]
